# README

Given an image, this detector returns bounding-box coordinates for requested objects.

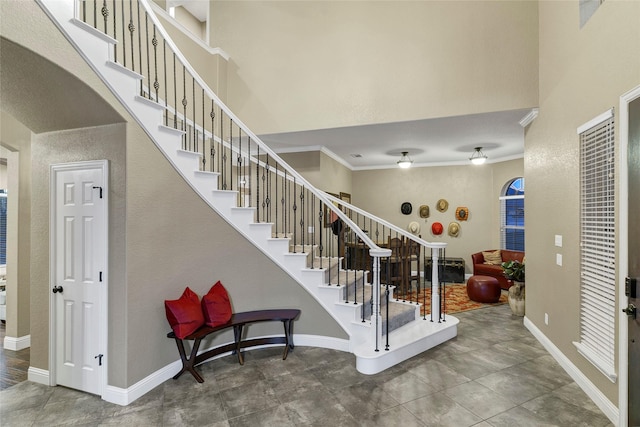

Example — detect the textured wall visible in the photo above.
[212,0,539,134]
[526,0,640,404]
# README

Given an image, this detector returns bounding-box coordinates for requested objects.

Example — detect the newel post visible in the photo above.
[369,247,391,351]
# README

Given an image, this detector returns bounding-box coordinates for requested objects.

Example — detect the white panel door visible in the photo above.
[52,161,107,396]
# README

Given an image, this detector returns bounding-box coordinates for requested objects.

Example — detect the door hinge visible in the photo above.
[95,354,104,366]
[99,271,103,282]
[92,186,103,199]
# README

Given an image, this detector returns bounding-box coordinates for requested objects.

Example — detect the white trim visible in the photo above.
[577,108,614,134]
[3,334,30,351]
[618,84,640,427]
[519,108,539,127]
[524,317,619,425]
[49,160,109,397]
[27,367,50,385]
[573,341,617,382]
[101,334,350,406]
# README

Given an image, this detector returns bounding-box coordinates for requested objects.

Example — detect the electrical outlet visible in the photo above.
[545,313,549,325]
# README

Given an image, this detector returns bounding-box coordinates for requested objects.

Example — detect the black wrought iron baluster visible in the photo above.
[145,14,150,98]
[292,177,297,251]
[210,101,215,173]
[163,41,168,126]
[264,156,271,223]
[120,0,126,67]
[152,26,159,102]
[300,187,305,250]
[255,145,259,220]
[82,0,86,23]
[129,0,135,72]
[181,65,187,149]
[273,162,278,230]
[307,196,316,268]
[229,121,233,190]
[385,280,390,351]
[138,2,143,96]
[238,130,244,205]
[245,135,250,206]
[441,248,446,322]
[201,89,205,170]
[101,0,108,38]
[318,202,324,271]
[281,170,287,234]
[93,0,97,29]
[172,53,177,125]
[220,112,225,189]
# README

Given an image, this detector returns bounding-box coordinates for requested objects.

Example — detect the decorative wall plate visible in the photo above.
[456,206,469,221]
[401,202,412,215]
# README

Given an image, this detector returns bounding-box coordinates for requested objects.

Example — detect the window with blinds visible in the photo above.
[500,177,525,251]
[574,109,617,382]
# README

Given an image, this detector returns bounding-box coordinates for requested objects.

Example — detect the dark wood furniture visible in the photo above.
[424,257,465,283]
[167,309,300,383]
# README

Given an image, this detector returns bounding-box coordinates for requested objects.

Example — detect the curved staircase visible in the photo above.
[37,0,458,381]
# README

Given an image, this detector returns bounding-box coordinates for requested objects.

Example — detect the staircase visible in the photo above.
[37,0,457,378]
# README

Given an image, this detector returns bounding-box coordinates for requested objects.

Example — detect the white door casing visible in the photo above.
[50,160,108,396]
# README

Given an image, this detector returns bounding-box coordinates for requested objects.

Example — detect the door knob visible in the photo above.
[622,304,636,318]
[52,285,64,294]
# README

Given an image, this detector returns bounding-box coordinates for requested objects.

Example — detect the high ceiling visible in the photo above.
[260,108,535,170]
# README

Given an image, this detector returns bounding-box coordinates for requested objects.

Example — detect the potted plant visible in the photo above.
[502,260,525,316]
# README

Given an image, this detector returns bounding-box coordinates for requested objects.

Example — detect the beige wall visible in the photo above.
[0,112,32,340]
[212,0,538,135]
[153,6,228,101]
[279,151,352,197]
[352,159,524,273]
[526,0,640,405]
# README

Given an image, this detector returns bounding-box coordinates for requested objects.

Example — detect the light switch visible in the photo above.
[556,253,563,266]
[555,235,563,247]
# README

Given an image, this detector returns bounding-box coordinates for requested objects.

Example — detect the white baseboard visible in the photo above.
[102,359,183,406]
[523,316,619,425]
[4,334,30,350]
[101,334,347,406]
[27,367,50,385]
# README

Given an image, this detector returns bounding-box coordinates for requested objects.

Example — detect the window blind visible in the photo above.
[500,195,525,251]
[574,110,617,382]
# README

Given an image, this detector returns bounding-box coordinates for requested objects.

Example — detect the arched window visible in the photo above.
[500,178,524,251]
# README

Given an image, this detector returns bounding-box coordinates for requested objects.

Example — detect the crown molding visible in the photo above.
[519,108,539,128]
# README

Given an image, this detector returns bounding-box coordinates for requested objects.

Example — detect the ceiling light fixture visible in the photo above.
[469,147,488,165]
[397,151,413,169]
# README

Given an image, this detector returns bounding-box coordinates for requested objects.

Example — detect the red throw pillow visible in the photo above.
[165,287,205,339]
[201,281,233,327]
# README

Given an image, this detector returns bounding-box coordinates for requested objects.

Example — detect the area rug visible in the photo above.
[397,283,508,315]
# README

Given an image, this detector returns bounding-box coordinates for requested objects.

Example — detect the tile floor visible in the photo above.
[0,304,614,426]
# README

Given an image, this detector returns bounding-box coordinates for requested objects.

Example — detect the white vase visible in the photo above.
[508,281,525,316]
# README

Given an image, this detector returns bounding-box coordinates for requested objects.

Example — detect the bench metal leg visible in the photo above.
[172,337,205,383]
[233,325,244,365]
[282,319,294,360]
